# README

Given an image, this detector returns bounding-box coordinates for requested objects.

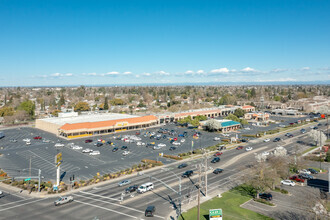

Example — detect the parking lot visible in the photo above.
[0,115,313,183]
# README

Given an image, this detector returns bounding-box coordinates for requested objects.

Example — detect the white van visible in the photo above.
[137,182,154,193]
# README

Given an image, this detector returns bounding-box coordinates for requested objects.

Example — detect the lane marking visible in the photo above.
[0,198,34,207]
[0,198,48,212]
[74,200,138,219]
[79,191,120,202]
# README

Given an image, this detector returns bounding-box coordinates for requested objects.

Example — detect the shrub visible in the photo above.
[141,159,163,166]
[163,154,183,160]
[254,198,275,206]
[274,187,288,194]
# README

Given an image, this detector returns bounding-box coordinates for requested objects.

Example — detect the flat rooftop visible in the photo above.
[39,113,139,126]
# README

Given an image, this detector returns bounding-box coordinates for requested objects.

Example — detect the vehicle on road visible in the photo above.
[289,175,305,183]
[125,185,139,193]
[54,143,64,147]
[145,205,156,217]
[313,126,318,130]
[33,136,42,140]
[85,139,93,143]
[278,124,286,128]
[169,146,176,151]
[112,147,119,152]
[240,139,249,143]
[214,137,221,141]
[281,180,295,186]
[259,193,272,201]
[0,132,4,139]
[213,168,224,174]
[118,179,131,187]
[236,146,243,150]
[54,196,73,206]
[138,182,154,193]
[273,138,281,142]
[263,138,270,142]
[122,151,130,156]
[89,150,100,156]
[178,163,188,169]
[245,147,253,151]
[285,133,294,138]
[182,170,194,178]
[211,157,220,163]
[307,168,318,174]
[214,152,223,157]
[300,129,306,134]
[82,148,93,153]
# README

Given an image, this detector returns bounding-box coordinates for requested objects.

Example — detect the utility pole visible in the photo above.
[38,169,41,193]
[197,164,201,220]
[204,152,208,197]
[29,156,31,178]
[320,130,322,170]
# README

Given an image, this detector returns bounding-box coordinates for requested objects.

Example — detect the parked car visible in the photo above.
[158,143,166,147]
[262,151,270,156]
[89,150,100,156]
[180,139,185,143]
[214,137,221,141]
[72,145,83,150]
[299,169,311,175]
[82,148,93,153]
[9,139,17,143]
[273,138,281,142]
[125,185,139,193]
[313,127,318,130]
[118,179,131,187]
[95,142,103,147]
[23,138,30,142]
[214,152,223,157]
[54,196,73,206]
[169,146,177,151]
[54,143,64,147]
[213,168,224,174]
[172,142,181,146]
[112,147,119,152]
[178,163,188,169]
[182,170,194,178]
[122,151,130,156]
[289,175,305,183]
[33,136,42,140]
[299,173,314,180]
[245,147,253,151]
[263,138,270,142]
[121,146,128,150]
[281,180,295,186]
[240,139,249,143]
[211,157,220,163]
[259,193,272,201]
[85,139,93,143]
[236,146,243,150]
[307,168,318,174]
[145,205,156,217]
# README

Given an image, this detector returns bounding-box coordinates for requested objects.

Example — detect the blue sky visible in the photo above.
[0,0,329,86]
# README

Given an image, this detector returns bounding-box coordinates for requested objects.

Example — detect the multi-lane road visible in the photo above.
[0,122,326,220]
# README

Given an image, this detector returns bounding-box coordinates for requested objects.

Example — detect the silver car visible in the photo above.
[54,196,74,206]
[118,179,131,187]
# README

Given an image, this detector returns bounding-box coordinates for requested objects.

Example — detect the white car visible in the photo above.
[172,142,181,146]
[180,139,185,143]
[42,139,50,143]
[137,142,142,146]
[214,137,221,141]
[299,169,311,175]
[26,141,31,145]
[245,147,253,151]
[90,150,100,156]
[82,148,93,153]
[263,138,270,142]
[54,143,64,147]
[122,151,130,156]
[23,138,30,142]
[281,180,295,186]
[262,151,270,156]
[222,133,229,137]
[245,127,251,130]
[158,143,166,147]
[72,145,83,150]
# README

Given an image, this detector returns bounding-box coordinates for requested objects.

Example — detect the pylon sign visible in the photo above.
[55,152,62,167]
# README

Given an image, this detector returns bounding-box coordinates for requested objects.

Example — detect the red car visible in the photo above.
[173,137,178,141]
[33,136,42,140]
[236,146,244,150]
[289,175,305,183]
[85,139,93,143]
[214,152,223,157]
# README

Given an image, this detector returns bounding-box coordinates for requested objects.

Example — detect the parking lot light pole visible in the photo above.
[167,170,182,219]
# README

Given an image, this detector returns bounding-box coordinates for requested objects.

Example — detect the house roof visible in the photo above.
[174,109,221,118]
[221,121,241,127]
[60,115,158,131]
[242,105,255,109]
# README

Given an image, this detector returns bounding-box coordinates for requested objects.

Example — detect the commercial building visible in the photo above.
[36,113,158,139]
[200,119,241,133]
[244,112,270,121]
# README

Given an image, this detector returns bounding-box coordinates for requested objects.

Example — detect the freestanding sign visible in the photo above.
[209,209,222,220]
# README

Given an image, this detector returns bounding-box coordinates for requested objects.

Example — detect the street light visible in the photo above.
[167,170,182,219]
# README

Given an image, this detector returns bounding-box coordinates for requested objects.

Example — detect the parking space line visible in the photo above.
[74,199,138,219]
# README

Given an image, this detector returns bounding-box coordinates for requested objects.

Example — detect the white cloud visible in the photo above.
[270,68,288,73]
[123,71,132,75]
[135,75,140,78]
[241,67,257,72]
[184,70,194,74]
[51,73,61,77]
[65,73,73,76]
[49,73,74,77]
[157,70,170,76]
[143,72,151,76]
[255,78,297,82]
[82,72,97,76]
[210,68,230,74]
[105,71,119,75]
[301,67,310,71]
[196,70,204,74]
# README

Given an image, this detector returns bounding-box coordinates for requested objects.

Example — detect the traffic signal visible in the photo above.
[72,175,75,180]
[70,177,72,181]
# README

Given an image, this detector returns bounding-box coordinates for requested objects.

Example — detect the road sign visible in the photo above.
[24,178,31,181]
[209,209,222,220]
[55,152,62,167]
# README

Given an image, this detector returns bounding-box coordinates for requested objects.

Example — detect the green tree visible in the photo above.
[104,97,109,110]
[110,98,124,106]
[58,94,65,106]
[74,102,90,112]
[191,119,200,127]
[17,100,35,117]
[0,106,14,117]
[234,108,245,118]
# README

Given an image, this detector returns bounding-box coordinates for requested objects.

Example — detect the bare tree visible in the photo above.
[309,130,327,146]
